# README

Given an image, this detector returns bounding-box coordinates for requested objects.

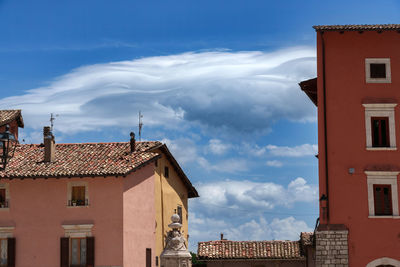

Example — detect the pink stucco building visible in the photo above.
[0,110,197,267]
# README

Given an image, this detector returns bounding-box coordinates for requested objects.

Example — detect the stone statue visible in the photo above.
[160,214,192,267]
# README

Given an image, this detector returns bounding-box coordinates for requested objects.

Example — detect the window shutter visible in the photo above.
[7,238,15,267]
[60,237,69,267]
[86,237,94,267]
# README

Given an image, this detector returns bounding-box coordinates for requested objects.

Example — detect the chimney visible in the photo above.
[43,126,55,162]
[220,233,224,240]
[130,132,136,152]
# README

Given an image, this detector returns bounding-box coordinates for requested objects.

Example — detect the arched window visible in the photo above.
[366,257,400,267]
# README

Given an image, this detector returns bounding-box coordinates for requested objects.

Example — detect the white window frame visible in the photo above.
[365,58,391,83]
[366,257,400,267]
[0,227,14,239]
[0,184,10,210]
[363,103,397,150]
[365,171,400,218]
[67,181,89,207]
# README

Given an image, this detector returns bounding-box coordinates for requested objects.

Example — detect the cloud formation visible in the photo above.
[266,144,318,157]
[192,177,318,217]
[0,48,316,136]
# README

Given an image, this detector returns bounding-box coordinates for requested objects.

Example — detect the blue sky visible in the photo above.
[1,0,399,251]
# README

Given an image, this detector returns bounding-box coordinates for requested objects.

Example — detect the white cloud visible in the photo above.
[266,144,318,157]
[206,139,231,155]
[198,157,248,173]
[266,160,283,167]
[193,177,318,216]
[0,48,316,135]
[188,215,312,251]
[160,138,199,165]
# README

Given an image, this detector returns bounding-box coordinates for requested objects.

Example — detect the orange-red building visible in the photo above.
[301,24,400,266]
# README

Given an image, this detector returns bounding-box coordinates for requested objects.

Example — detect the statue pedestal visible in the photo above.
[160,214,192,267]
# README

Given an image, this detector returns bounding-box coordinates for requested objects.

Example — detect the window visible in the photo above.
[363,103,397,150]
[373,185,393,215]
[177,205,183,224]
[61,224,94,267]
[365,171,399,218]
[70,238,86,267]
[0,227,15,267]
[365,58,391,83]
[0,239,6,267]
[371,117,389,147]
[0,184,9,209]
[67,182,89,207]
[164,166,169,178]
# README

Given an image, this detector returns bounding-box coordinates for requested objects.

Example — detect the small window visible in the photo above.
[373,184,392,216]
[0,189,7,209]
[370,64,386,78]
[68,182,89,207]
[71,186,86,206]
[371,117,390,147]
[365,58,391,83]
[164,166,169,178]
[70,238,86,266]
[177,206,183,224]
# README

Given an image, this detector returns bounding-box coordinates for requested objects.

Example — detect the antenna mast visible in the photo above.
[50,113,59,132]
[138,111,143,141]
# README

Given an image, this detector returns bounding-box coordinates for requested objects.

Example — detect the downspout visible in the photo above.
[321,31,330,223]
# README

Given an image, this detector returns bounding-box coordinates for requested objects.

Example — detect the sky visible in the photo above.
[0,0,399,252]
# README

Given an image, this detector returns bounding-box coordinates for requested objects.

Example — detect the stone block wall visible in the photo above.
[315,229,348,267]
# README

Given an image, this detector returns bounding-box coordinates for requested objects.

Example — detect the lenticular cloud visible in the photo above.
[0,48,316,134]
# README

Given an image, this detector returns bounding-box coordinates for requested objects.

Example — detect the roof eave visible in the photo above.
[299,77,317,106]
[150,143,199,198]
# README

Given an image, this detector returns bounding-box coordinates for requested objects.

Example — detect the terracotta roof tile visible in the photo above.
[197,240,304,260]
[313,24,400,31]
[0,141,161,178]
[0,110,24,127]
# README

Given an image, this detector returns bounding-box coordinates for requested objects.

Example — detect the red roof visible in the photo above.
[299,78,317,106]
[0,110,24,128]
[0,141,160,179]
[197,240,304,260]
[313,24,400,32]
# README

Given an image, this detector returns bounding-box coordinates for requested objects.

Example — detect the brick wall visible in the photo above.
[315,229,348,267]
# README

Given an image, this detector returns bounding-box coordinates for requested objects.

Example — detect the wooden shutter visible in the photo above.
[60,237,69,267]
[7,238,15,267]
[86,237,94,267]
[146,248,151,267]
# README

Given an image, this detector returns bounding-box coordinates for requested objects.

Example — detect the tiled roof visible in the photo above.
[0,141,161,179]
[197,240,304,260]
[313,24,400,31]
[0,110,24,127]
[300,232,313,247]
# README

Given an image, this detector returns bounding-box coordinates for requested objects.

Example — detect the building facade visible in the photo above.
[300,24,400,266]
[0,111,198,267]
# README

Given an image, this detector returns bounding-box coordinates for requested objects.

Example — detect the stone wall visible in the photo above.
[315,226,348,267]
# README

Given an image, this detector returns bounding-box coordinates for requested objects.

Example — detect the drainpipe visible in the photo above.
[321,31,330,224]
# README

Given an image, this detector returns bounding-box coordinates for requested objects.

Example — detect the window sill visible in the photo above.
[368,215,400,219]
[0,208,9,211]
[67,205,89,208]
[366,147,397,151]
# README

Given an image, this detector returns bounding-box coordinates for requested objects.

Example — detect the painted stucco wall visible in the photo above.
[205,260,306,267]
[154,149,189,260]
[0,177,124,267]
[316,30,400,265]
[123,163,156,267]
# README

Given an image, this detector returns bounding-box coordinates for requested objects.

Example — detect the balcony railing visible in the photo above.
[0,200,9,208]
[68,199,89,207]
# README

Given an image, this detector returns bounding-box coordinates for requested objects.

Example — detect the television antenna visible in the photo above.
[138,111,143,141]
[50,113,59,132]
